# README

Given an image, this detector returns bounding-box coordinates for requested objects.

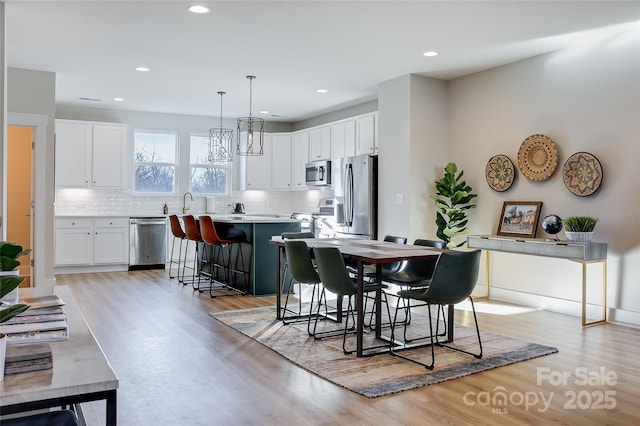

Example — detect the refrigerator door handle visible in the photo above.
[346,163,354,226]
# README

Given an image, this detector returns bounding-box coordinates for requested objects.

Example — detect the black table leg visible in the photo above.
[356,260,364,357]
[276,246,282,320]
[106,390,117,426]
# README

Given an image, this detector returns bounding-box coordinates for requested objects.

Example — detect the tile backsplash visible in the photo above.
[55,188,333,216]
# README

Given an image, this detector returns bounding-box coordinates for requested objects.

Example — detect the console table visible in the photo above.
[1,286,118,425]
[467,235,607,326]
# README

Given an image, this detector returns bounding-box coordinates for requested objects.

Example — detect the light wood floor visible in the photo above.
[56,270,639,426]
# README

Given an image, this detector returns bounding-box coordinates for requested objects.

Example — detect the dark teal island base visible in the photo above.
[207,216,301,296]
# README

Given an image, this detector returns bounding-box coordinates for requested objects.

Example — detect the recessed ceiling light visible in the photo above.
[113,97,124,102]
[259,110,269,115]
[188,5,210,14]
[135,66,150,72]
[317,89,328,93]
[423,51,439,57]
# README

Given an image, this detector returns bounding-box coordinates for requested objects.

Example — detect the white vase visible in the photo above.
[565,231,594,243]
[0,333,6,381]
[0,270,20,305]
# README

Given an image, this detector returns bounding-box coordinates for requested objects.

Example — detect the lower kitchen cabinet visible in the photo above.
[55,217,129,268]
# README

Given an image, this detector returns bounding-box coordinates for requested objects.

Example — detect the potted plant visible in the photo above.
[0,242,31,305]
[431,162,477,249]
[563,216,598,243]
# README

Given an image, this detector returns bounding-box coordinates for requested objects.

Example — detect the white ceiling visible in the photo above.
[5,1,640,122]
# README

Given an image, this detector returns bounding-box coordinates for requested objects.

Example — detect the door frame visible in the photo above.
[6,112,47,285]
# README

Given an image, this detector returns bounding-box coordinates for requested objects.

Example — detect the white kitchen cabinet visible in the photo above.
[239,133,272,190]
[94,218,129,264]
[55,120,127,188]
[55,217,129,266]
[355,113,377,156]
[309,126,331,161]
[55,218,93,265]
[271,133,293,190]
[331,119,356,160]
[291,131,309,189]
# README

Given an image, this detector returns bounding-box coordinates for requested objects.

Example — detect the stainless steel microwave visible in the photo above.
[305,160,331,186]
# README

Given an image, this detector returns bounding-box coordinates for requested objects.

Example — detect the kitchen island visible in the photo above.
[204,215,301,296]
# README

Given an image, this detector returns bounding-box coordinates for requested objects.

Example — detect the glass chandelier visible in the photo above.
[236,75,264,156]
[208,91,234,163]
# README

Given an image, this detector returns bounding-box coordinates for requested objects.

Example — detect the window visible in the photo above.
[134,131,177,193]
[190,134,231,195]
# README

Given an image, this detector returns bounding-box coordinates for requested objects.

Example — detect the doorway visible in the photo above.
[7,125,33,287]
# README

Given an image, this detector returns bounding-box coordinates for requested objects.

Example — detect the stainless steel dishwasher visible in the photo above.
[129,217,167,270]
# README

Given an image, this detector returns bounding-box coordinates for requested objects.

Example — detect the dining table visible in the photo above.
[269,237,447,357]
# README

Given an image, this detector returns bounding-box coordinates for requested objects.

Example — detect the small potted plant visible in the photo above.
[0,242,31,305]
[563,216,598,243]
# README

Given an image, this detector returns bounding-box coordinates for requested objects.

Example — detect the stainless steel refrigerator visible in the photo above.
[332,154,378,239]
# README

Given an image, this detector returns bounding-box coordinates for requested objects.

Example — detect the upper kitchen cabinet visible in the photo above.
[55,120,127,188]
[238,132,272,190]
[309,126,331,161]
[355,113,378,156]
[271,133,293,190]
[331,119,356,160]
[291,131,309,190]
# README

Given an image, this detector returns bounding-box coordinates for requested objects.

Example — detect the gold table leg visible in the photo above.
[577,259,607,326]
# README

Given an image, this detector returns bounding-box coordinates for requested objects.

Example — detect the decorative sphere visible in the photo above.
[542,214,563,235]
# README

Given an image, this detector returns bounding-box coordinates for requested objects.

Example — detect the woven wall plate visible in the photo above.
[485,154,516,192]
[562,151,603,196]
[517,134,558,182]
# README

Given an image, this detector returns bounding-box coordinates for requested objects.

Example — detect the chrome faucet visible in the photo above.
[182,192,193,214]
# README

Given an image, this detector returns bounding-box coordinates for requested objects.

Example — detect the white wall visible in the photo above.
[377,74,448,242]
[6,68,57,289]
[448,27,640,326]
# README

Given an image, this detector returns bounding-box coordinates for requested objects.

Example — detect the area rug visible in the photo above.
[210,306,558,398]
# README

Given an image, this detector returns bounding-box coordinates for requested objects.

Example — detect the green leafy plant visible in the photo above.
[563,216,598,232]
[0,275,29,323]
[431,162,477,249]
[0,241,32,271]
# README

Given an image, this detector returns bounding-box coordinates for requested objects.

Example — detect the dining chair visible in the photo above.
[312,246,392,355]
[389,249,482,369]
[281,232,315,322]
[354,235,407,328]
[383,238,447,340]
[168,215,187,282]
[282,239,322,325]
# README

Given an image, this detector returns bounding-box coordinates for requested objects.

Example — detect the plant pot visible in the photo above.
[0,270,20,305]
[0,333,6,381]
[565,231,594,243]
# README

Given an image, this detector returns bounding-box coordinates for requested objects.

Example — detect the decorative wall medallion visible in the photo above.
[485,154,516,192]
[517,134,558,182]
[562,151,603,196]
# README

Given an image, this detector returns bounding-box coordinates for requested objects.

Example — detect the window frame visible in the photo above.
[132,129,179,195]
[188,132,233,196]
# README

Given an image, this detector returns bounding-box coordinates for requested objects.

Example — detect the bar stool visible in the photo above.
[168,215,187,281]
[198,215,246,297]
[182,215,205,289]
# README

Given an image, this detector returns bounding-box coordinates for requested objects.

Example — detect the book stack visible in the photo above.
[4,342,53,374]
[0,294,69,344]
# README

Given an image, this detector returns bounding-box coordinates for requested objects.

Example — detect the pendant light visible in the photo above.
[236,75,264,156]
[208,91,234,163]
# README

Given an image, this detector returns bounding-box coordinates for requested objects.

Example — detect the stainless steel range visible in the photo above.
[312,198,336,238]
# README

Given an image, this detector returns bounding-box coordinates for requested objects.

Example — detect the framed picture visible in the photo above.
[496,201,543,238]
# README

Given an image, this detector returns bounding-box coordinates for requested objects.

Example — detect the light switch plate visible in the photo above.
[396,193,403,205]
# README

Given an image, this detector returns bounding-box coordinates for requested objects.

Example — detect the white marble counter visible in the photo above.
[1,286,118,406]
